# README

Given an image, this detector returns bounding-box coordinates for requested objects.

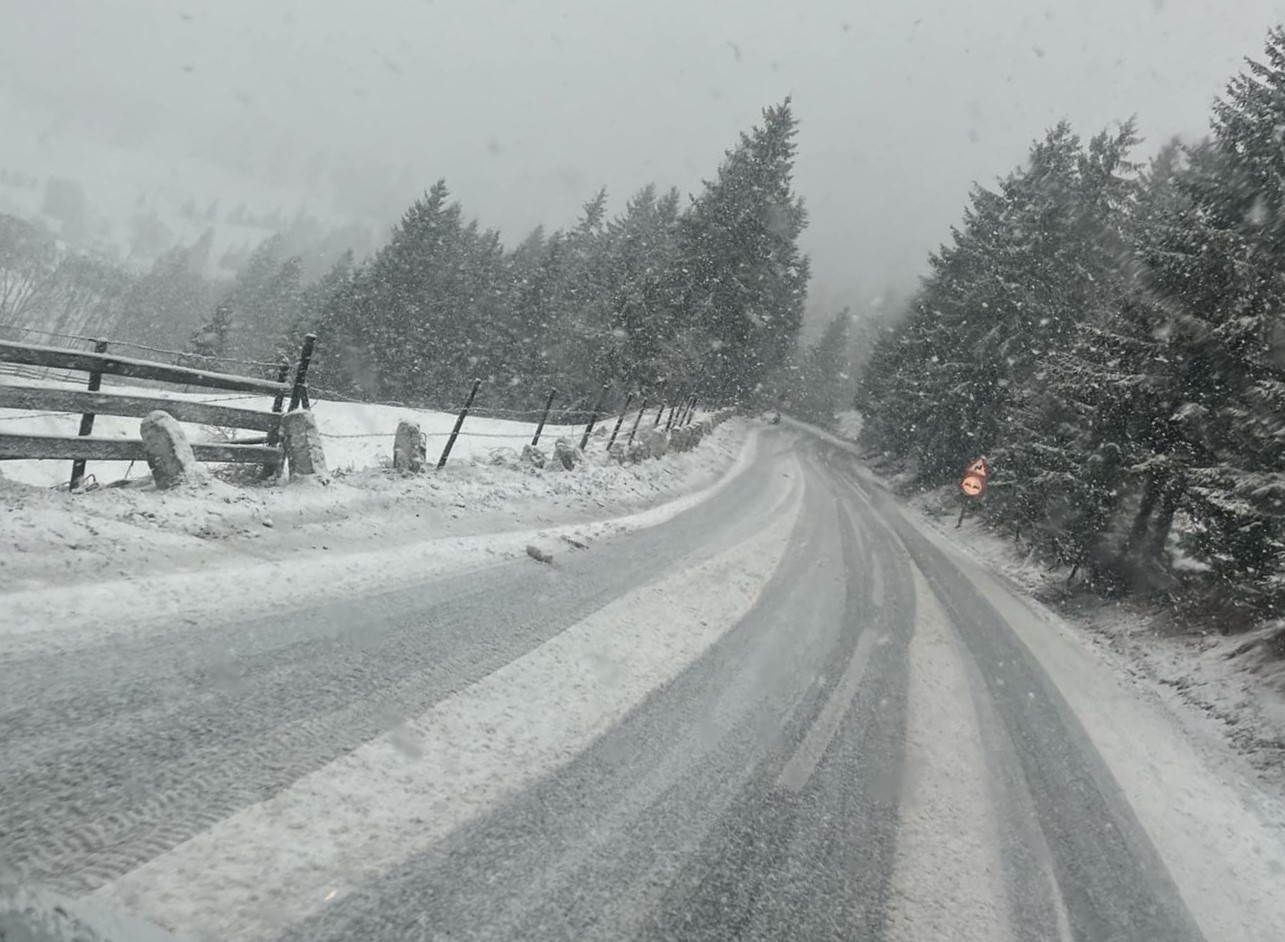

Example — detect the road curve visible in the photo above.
[1,425,1275,941]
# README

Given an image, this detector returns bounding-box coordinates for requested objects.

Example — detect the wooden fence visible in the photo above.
[0,334,315,488]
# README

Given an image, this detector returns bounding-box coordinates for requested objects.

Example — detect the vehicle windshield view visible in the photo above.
[5,2,1285,940]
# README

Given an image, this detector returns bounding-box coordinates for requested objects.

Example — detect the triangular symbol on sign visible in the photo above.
[967,457,990,478]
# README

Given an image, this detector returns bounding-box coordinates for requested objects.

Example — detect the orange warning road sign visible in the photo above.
[961,474,986,497]
[966,457,990,478]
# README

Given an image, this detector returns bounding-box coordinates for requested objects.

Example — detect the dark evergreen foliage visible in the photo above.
[305,101,810,412]
[857,29,1285,610]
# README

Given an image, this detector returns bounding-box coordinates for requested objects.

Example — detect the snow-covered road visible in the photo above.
[4,426,1285,941]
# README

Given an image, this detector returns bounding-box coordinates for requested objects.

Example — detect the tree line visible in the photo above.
[304,99,809,412]
[857,27,1285,613]
[1,100,810,413]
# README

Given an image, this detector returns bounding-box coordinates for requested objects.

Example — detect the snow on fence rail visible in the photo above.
[0,334,316,488]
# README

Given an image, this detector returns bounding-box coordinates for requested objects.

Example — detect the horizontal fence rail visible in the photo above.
[2,327,716,482]
[0,385,282,432]
[0,333,312,487]
[0,340,290,397]
[0,433,282,466]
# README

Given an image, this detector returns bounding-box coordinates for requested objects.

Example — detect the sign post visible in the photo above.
[956,455,990,528]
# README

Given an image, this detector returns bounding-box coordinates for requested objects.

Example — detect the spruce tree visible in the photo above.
[675,99,810,403]
[788,309,853,424]
[1135,28,1285,602]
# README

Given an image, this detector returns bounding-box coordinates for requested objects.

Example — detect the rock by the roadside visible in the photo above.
[280,410,329,483]
[526,544,554,564]
[488,446,522,468]
[521,444,547,469]
[140,410,198,490]
[626,440,650,463]
[607,441,628,463]
[393,419,427,473]
[641,427,668,459]
[551,436,581,471]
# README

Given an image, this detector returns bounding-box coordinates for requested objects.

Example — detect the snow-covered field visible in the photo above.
[0,371,620,487]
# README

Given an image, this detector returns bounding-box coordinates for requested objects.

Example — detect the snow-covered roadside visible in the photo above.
[0,374,651,487]
[800,414,1285,939]
[1,384,742,586]
[2,420,757,653]
[910,486,1285,791]
[91,460,804,941]
[923,524,1285,942]
[788,413,1285,799]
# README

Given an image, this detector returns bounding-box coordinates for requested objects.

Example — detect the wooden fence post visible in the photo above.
[288,334,316,412]
[438,378,481,469]
[652,380,667,426]
[628,399,647,444]
[684,394,698,425]
[607,392,634,450]
[69,339,108,490]
[532,387,556,447]
[664,402,678,431]
[262,356,291,478]
[579,384,609,450]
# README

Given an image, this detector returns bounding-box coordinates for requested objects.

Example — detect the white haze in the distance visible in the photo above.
[2,0,1284,318]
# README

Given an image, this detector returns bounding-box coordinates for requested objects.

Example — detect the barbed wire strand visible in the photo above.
[0,323,285,371]
[4,335,689,449]
[307,385,612,422]
[112,339,285,372]
[319,428,596,441]
[0,411,81,422]
[0,324,98,345]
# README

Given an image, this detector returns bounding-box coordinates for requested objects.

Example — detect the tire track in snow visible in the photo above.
[2,435,779,895]
[882,567,1012,942]
[2,429,763,654]
[91,459,806,941]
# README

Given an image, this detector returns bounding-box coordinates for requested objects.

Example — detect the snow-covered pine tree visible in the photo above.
[789,308,853,425]
[1137,29,1285,603]
[600,185,685,398]
[541,188,615,408]
[991,123,1142,580]
[856,160,1031,482]
[331,180,466,402]
[674,99,810,404]
[306,252,371,398]
[194,234,306,368]
[857,120,1145,581]
[504,226,563,405]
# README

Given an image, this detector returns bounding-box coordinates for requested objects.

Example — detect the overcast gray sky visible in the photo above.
[3,0,1285,317]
